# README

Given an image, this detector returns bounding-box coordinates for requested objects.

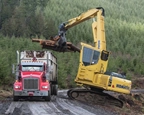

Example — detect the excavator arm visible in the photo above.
[32,7,105,52]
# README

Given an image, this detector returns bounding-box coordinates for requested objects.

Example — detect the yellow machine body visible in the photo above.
[75,43,131,94]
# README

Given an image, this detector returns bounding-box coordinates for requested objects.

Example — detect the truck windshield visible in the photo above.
[22,65,43,71]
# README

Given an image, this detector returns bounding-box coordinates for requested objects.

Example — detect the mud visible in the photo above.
[0,90,117,115]
[0,97,12,115]
[10,103,32,115]
[0,88,144,115]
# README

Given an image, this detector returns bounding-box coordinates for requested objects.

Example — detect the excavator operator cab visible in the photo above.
[75,42,110,84]
[79,43,109,72]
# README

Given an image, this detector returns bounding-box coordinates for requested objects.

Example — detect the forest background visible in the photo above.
[0,0,144,88]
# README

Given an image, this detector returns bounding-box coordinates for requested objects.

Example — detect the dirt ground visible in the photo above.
[0,78,144,115]
[0,87,12,115]
[108,78,144,115]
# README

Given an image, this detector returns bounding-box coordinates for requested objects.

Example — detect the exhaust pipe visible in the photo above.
[16,51,19,64]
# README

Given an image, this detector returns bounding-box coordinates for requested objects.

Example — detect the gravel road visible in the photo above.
[0,90,118,115]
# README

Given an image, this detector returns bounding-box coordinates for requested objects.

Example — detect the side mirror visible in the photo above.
[101,50,109,61]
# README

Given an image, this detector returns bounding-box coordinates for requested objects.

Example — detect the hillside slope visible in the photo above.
[0,0,144,88]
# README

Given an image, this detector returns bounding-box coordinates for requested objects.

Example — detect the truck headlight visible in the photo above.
[42,86,48,89]
[15,85,21,89]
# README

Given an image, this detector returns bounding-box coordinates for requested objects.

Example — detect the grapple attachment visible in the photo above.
[32,36,80,52]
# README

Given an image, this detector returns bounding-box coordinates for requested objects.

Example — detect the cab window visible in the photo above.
[82,47,100,66]
[22,65,43,71]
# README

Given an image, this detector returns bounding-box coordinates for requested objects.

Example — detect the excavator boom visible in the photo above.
[60,7,104,29]
[32,7,105,52]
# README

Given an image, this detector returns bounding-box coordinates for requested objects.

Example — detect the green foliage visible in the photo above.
[53,52,79,89]
[0,36,41,85]
[0,49,9,84]
[0,0,144,87]
[0,0,20,29]
[0,0,51,38]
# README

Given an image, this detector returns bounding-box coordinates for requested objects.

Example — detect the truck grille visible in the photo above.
[23,78,39,90]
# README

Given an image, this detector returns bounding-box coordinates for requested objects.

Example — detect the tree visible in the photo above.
[0,0,20,30]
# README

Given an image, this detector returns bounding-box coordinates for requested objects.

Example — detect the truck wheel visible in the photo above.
[13,96,19,101]
[45,90,51,101]
[53,85,58,95]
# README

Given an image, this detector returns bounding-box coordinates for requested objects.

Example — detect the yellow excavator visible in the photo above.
[32,7,131,107]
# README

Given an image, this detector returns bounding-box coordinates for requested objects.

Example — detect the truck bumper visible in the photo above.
[13,90,48,96]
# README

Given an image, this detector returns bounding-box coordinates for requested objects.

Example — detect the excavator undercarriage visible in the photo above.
[67,88,123,108]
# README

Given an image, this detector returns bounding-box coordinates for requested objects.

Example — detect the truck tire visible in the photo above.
[53,85,58,95]
[45,90,51,101]
[13,96,19,101]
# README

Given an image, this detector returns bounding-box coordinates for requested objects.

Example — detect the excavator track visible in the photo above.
[67,88,123,108]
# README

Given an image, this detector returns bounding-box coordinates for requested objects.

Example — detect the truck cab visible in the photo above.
[13,50,58,101]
